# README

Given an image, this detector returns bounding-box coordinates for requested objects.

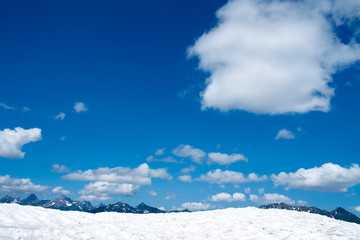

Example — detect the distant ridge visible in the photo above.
[259,202,360,224]
[0,194,189,214]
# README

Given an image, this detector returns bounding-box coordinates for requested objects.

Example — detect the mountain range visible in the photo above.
[259,202,360,225]
[0,194,188,214]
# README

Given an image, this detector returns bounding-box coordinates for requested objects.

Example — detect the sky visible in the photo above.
[1,0,360,213]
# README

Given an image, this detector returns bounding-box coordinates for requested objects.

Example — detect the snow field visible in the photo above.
[0,204,360,240]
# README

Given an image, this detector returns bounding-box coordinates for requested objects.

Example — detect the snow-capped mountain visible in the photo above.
[42,195,94,212]
[91,201,138,213]
[0,195,20,204]
[259,202,360,224]
[20,194,50,206]
[135,202,166,214]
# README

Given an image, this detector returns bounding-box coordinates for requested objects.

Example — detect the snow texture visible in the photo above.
[0,204,359,240]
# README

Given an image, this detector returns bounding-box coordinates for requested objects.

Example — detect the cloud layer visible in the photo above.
[0,127,42,159]
[271,163,360,192]
[250,193,295,205]
[0,175,48,194]
[197,169,267,184]
[189,0,360,114]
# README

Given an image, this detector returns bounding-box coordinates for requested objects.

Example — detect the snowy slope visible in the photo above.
[0,204,359,240]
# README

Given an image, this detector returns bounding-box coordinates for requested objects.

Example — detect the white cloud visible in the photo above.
[147,190,158,197]
[244,187,251,194]
[258,188,265,194]
[180,165,196,174]
[54,112,66,121]
[189,0,360,114]
[210,192,246,202]
[197,169,267,184]
[297,200,308,205]
[0,103,15,110]
[355,206,360,212]
[74,102,88,113]
[146,155,181,163]
[79,194,111,202]
[165,193,176,200]
[207,152,248,165]
[0,175,48,194]
[271,163,360,192]
[155,148,165,156]
[172,144,206,164]
[51,164,70,173]
[250,193,295,205]
[181,202,211,211]
[63,163,172,185]
[178,175,192,183]
[52,186,70,195]
[0,127,42,159]
[79,182,139,198]
[275,129,295,140]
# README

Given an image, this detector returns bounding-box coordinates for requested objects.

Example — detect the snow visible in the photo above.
[0,204,360,240]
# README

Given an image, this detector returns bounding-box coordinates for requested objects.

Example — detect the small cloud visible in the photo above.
[297,200,308,205]
[172,144,206,164]
[180,165,196,174]
[210,192,246,202]
[179,175,192,183]
[258,188,265,194]
[51,164,70,173]
[181,202,211,211]
[250,193,295,205]
[345,81,353,87]
[165,193,176,200]
[275,129,295,140]
[54,112,66,121]
[52,186,70,195]
[219,184,226,189]
[244,187,251,194]
[0,127,42,159]
[354,206,360,212]
[216,143,221,149]
[147,190,158,197]
[197,169,267,184]
[0,103,15,110]
[60,136,66,141]
[155,148,165,156]
[0,175,48,194]
[22,107,31,112]
[74,102,88,113]
[297,126,302,132]
[146,155,181,163]
[207,152,248,165]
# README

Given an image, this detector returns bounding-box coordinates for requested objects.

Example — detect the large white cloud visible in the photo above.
[189,0,360,114]
[250,193,295,205]
[172,144,206,164]
[181,202,211,211]
[197,169,267,184]
[207,152,247,165]
[0,175,48,194]
[0,127,42,159]
[271,163,360,192]
[210,192,246,202]
[64,163,172,200]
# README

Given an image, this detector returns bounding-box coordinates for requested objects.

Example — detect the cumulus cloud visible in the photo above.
[73,102,88,113]
[210,192,246,202]
[54,112,66,121]
[63,163,172,184]
[0,103,15,110]
[180,165,196,174]
[275,129,295,140]
[250,193,295,205]
[207,152,248,165]
[51,164,70,173]
[52,186,70,195]
[0,127,42,159]
[189,0,360,114]
[271,163,360,192]
[178,175,192,183]
[181,202,211,211]
[197,169,267,184]
[172,144,206,164]
[0,175,48,194]
[64,163,172,200]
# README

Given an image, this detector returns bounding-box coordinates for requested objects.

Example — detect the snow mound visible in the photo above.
[0,204,359,239]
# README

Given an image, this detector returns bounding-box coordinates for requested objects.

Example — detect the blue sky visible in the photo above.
[1,0,360,212]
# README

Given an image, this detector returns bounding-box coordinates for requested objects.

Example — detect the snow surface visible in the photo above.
[0,204,360,239]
